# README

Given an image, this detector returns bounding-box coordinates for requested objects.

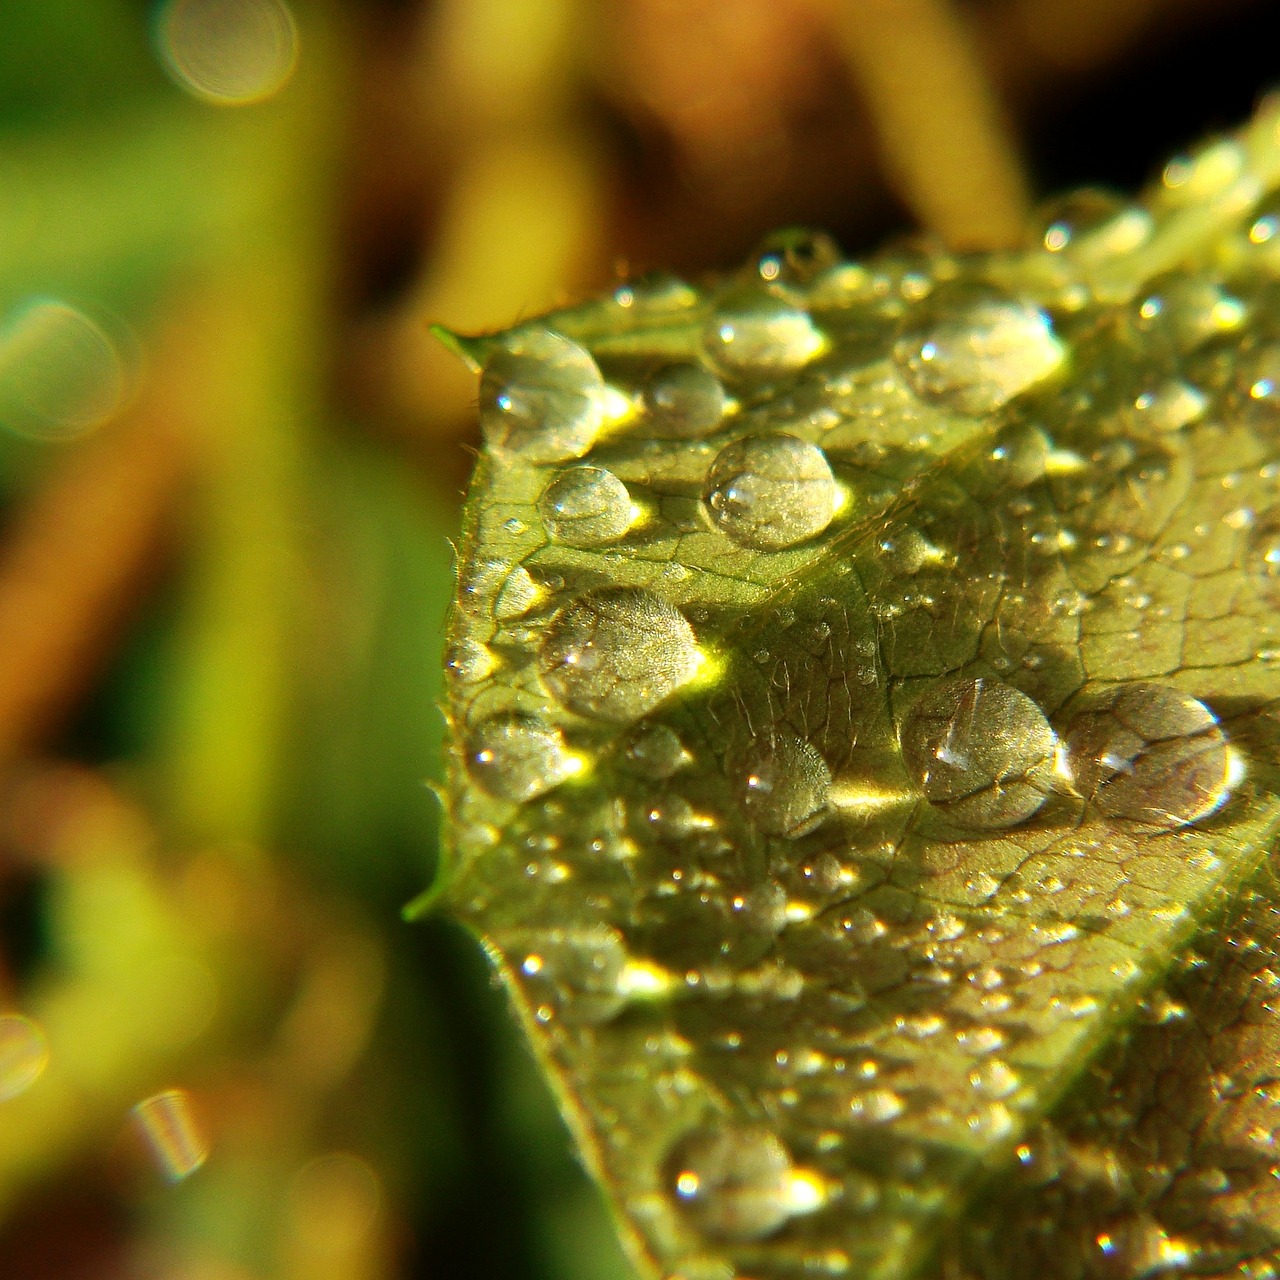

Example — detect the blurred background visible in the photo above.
[0,1,1275,1277]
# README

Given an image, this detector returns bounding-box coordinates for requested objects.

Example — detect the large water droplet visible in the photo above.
[641,363,727,438]
[466,713,580,802]
[517,925,628,1025]
[899,676,1060,828]
[1063,683,1239,831]
[665,1125,809,1242]
[893,288,1064,416]
[538,466,633,548]
[1134,272,1245,353]
[704,291,825,375]
[702,434,840,550]
[478,328,606,463]
[737,733,832,838]
[538,587,701,721]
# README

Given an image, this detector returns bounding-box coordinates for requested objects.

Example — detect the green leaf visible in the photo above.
[435,101,1280,1280]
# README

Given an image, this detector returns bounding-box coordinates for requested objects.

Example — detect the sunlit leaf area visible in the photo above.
[1,3,1278,1279]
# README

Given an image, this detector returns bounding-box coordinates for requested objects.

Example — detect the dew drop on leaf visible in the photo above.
[445,637,494,685]
[1062,682,1239,831]
[898,676,1060,828]
[640,362,727,438]
[466,713,579,802]
[1032,188,1153,258]
[665,1125,807,1242]
[736,733,832,838]
[752,228,842,290]
[703,290,825,375]
[893,287,1065,415]
[620,722,691,779]
[478,328,606,463]
[516,925,628,1026]
[702,434,840,550]
[538,586,701,721]
[538,465,633,548]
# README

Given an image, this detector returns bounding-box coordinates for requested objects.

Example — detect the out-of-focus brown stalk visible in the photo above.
[0,322,196,774]
[826,0,1030,248]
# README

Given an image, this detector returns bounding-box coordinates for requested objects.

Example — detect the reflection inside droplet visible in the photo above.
[133,1088,210,1181]
[0,300,131,440]
[156,0,300,106]
[0,1014,50,1102]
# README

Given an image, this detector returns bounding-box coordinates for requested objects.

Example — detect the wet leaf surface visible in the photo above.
[435,101,1280,1279]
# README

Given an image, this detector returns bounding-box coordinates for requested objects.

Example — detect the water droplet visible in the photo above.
[0,299,133,440]
[702,434,839,550]
[665,1125,810,1242]
[737,733,832,838]
[641,363,727,438]
[466,713,580,802]
[753,228,841,289]
[133,1089,209,1181]
[538,466,633,547]
[969,1059,1020,1099]
[1032,189,1152,259]
[479,328,606,463]
[848,1088,905,1123]
[620,723,691,779]
[893,287,1064,416]
[899,676,1060,828]
[1249,506,1280,605]
[517,925,628,1025]
[1161,138,1246,204]
[539,587,701,721]
[445,638,494,684]
[155,0,299,106]
[0,1014,50,1101]
[1132,380,1207,432]
[493,565,539,620]
[703,291,825,375]
[1135,272,1245,351]
[1063,683,1239,831]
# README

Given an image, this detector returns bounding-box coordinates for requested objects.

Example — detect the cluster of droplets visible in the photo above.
[443,109,1280,1275]
[896,675,1239,834]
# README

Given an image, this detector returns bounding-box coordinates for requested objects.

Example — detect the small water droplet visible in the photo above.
[1135,272,1245,352]
[1063,683,1239,831]
[539,587,702,721]
[620,723,691,779]
[493,565,539,619]
[736,733,832,838]
[538,466,633,547]
[1132,380,1207,432]
[848,1088,905,1123]
[445,638,495,684]
[893,287,1064,415]
[899,676,1061,828]
[702,434,840,550]
[479,328,606,463]
[752,228,841,289]
[1250,506,1280,605]
[516,925,628,1025]
[466,713,580,802]
[703,291,825,375]
[1032,189,1152,259]
[641,362,727,438]
[1161,137,1246,204]
[665,1125,811,1242]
